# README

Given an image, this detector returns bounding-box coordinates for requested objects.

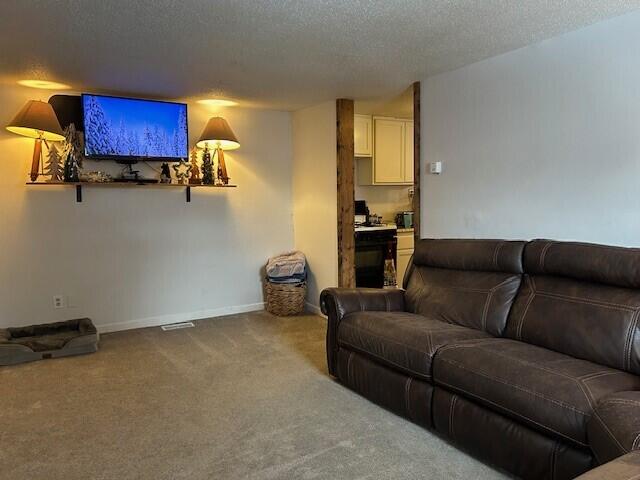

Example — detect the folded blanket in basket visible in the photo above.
[268,273,306,284]
[266,251,306,279]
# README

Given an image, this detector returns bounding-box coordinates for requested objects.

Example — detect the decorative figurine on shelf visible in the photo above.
[188,147,201,185]
[172,159,192,185]
[196,117,239,186]
[216,148,230,185]
[201,143,214,185]
[62,124,84,182]
[44,143,63,182]
[160,162,172,183]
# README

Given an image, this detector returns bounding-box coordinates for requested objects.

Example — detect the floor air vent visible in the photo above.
[161,322,195,331]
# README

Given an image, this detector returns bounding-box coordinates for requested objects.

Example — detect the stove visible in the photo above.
[354,200,397,288]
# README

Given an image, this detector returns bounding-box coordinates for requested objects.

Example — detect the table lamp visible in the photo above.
[6,100,65,182]
[196,117,240,185]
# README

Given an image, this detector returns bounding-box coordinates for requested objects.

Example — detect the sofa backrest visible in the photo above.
[505,240,640,374]
[404,239,525,336]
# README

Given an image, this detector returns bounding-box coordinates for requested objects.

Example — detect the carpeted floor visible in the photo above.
[0,311,509,479]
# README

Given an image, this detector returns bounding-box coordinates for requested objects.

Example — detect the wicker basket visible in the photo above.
[265,281,307,316]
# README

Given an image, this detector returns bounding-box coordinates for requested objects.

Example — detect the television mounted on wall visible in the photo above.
[81,94,188,163]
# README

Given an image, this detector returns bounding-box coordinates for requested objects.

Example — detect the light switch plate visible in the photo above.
[429,161,442,174]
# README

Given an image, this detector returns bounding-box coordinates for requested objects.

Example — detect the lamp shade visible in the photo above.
[6,100,65,141]
[196,117,240,150]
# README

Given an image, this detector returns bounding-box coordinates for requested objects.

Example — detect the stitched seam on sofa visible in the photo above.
[516,277,537,340]
[624,309,640,371]
[339,323,432,355]
[550,440,559,480]
[425,331,433,358]
[347,351,354,385]
[601,399,640,407]
[340,321,488,355]
[492,242,503,270]
[435,338,503,355]
[578,371,621,382]
[356,292,365,312]
[591,408,628,453]
[481,290,493,332]
[339,340,431,380]
[435,378,587,446]
[449,394,458,440]
[437,357,589,415]
[579,371,630,411]
[479,277,514,332]
[472,344,599,386]
[539,241,555,271]
[433,284,492,295]
[405,377,413,418]
[535,291,639,312]
[577,378,598,412]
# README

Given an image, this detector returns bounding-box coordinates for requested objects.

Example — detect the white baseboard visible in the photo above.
[305,301,325,317]
[98,302,265,334]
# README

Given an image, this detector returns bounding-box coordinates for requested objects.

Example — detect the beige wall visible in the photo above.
[292,101,338,309]
[354,169,412,222]
[421,11,640,245]
[0,84,294,331]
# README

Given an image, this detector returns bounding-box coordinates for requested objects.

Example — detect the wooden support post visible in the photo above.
[413,81,421,241]
[76,185,82,203]
[186,186,191,202]
[336,99,356,288]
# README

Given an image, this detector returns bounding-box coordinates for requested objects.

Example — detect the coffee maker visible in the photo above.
[395,211,414,229]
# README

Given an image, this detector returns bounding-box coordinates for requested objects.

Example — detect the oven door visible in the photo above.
[355,233,397,288]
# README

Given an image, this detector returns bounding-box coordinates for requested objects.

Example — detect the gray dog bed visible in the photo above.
[0,318,99,366]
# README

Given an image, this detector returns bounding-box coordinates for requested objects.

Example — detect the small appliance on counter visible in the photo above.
[395,211,414,229]
[355,200,369,226]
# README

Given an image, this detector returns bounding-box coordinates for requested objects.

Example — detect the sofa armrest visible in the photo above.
[574,450,640,480]
[588,391,640,464]
[320,288,405,376]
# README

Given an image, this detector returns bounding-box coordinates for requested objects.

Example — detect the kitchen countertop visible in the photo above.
[355,224,397,232]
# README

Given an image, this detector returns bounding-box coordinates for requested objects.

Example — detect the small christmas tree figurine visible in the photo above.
[201,143,214,185]
[62,124,82,182]
[44,143,63,182]
[188,147,201,185]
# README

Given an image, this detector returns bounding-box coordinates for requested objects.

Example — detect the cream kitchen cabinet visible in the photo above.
[396,230,415,286]
[354,114,372,157]
[357,116,414,185]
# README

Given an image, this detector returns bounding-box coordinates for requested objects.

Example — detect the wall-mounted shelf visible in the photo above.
[26,182,237,203]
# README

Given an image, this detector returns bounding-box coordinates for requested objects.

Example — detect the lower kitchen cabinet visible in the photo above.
[396,230,414,285]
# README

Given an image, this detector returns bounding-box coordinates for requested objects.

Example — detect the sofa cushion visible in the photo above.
[337,311,491,381]
[433,338,640,447]
[506,240,640,375]
[587,391,640,464]
[404,239,525,336]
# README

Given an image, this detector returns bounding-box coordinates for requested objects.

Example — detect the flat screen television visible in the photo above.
[82,94,188,162]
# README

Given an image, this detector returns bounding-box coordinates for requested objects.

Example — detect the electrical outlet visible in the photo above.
[53,295,65,309]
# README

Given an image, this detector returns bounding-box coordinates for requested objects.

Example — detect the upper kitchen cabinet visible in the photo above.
[358,116,414,185]
[354,114,372,157]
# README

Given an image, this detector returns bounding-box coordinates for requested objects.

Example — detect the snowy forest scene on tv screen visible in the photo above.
[82,95,188,159]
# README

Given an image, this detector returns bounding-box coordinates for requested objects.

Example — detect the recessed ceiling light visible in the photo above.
[197,99,238,107]
[18,79,72,90]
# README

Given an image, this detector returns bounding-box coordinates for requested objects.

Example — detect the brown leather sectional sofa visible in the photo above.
[321,239,640,480]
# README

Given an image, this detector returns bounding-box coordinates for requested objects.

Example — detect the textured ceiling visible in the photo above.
[1,0,639,110]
